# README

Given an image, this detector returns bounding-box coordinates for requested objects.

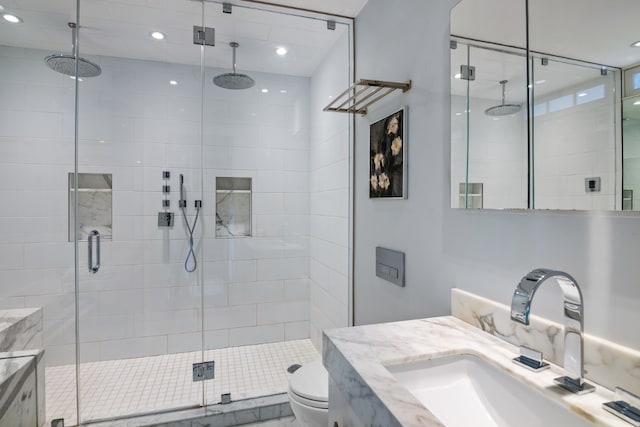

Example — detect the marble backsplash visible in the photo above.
[452,288,640,396]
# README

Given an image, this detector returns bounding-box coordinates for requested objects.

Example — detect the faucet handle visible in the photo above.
[512,346,549,372]
[603,387,640,426]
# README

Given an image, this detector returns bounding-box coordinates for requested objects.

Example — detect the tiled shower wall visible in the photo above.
[308,32,350,349]
[0,44,315,366]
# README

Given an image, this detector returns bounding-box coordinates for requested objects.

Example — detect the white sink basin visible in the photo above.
[386,354,594,427]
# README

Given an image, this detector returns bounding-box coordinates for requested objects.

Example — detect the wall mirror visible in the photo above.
[451,0,640,211]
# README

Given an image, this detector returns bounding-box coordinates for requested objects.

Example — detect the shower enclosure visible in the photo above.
[0,0,353,424]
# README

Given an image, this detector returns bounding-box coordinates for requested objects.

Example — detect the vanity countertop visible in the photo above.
[323,316,630,427]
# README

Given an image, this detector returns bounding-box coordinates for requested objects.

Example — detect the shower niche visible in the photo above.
[68,173,112,241]
[215,177,252,238]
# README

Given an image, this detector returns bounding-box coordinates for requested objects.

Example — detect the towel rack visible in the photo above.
[323,79,411,116]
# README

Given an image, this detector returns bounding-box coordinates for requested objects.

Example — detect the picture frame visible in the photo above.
[369,107,407,199]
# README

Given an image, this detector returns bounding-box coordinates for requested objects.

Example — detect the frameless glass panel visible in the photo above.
[201,1,352,408]
[450,41,471,208]
[531,57,619,210]
[465,44,528,209]
[76,0,205,422]
[0,0,80,424]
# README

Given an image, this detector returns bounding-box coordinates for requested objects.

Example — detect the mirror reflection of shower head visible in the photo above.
[484,80,521,117]
[45,22,102,78]
[213,42,255,90]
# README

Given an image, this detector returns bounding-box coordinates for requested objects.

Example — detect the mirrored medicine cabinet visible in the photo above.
[451,0,640,211]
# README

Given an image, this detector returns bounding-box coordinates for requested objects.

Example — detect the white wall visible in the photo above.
[354,0,640,353]
[0,45,312,365]
[308,32,351,350]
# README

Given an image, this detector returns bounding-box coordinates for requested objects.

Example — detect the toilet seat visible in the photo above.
[288,359,328,409]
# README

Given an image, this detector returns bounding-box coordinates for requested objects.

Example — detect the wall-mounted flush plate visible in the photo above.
[158,212,174,228]
[376,247,405,287]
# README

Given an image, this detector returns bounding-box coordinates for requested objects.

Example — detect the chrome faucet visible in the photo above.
[510,268,595,394]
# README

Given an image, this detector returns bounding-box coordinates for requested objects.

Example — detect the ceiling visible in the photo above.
[0,0,368,77]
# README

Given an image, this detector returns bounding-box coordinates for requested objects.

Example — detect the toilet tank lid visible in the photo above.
[289,359,329,401]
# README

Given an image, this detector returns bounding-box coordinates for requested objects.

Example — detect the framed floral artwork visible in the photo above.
[369,107,407,198]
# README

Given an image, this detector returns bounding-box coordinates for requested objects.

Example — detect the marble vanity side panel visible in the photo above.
[0,308,43,352]
[0,355,38,427]
[328,376,367,427]
[451,288,640,394]
[323,332,410,427]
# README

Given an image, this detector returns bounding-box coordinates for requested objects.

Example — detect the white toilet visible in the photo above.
[287,360,329,427]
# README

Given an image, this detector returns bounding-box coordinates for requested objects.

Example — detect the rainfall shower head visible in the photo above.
[485,80,521,117]
[213,42,255,90]
[45,23,101,78]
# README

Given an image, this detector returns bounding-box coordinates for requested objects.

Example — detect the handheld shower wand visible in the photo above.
[179,174,201,273]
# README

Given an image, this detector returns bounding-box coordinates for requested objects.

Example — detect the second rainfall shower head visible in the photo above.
[485,80,521,117]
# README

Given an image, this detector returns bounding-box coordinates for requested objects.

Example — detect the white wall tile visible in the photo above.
[228,281,284,306]
[285,321,309,340]
[229,324,284,347]
[257,301,309,325]
[204,305,256,330]
[257,258,308,281]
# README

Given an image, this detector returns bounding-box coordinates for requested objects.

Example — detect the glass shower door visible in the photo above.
[74,0,206,422]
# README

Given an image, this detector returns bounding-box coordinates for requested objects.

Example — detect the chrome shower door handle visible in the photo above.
[88,230,101,274]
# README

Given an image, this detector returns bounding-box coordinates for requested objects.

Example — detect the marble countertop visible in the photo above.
[323,316,630,427]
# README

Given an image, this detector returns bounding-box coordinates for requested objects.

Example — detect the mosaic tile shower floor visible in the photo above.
[46,339,318,426]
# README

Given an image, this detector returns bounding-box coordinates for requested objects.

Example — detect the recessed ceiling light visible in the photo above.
[577,92,587,97]
[631,41,640,47]
[261,88,269,93]
[454,73,462,79]
[276,47,287,56]
[280,89,287,94]
[150,31,165,40]
[169,80,178,85]
[535,79,546,85]
[3,13,22,23]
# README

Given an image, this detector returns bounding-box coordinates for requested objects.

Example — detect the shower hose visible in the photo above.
[181,202,200,273]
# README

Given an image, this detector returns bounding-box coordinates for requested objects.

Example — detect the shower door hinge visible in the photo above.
[193,26,215,47]
[460,64,476,81]
[193,361,215,381]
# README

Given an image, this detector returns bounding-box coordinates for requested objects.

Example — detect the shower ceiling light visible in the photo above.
[276,47,287,56]
[280,89,287,93]
[261,88,269,93]
[634,101,640,105]
[169,80,178,85]
[631,41,640,47]
[454,73,462,79]
[535,79,546,85]
[578,92,587,97]
[150,31,165,40]
[2,13,22,23]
